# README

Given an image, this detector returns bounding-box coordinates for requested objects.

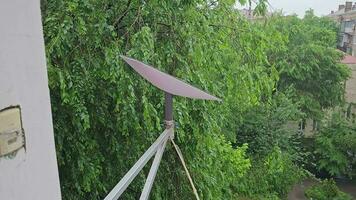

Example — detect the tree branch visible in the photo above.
[114,0,132,26]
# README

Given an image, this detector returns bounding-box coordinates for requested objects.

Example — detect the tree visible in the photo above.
[41,0,272,199]
[315,112,356,178]
[235,90,302,158]
[265,12,350,120]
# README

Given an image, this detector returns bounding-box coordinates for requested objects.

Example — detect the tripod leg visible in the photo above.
[104,128,173,200]
[139,138,168,200]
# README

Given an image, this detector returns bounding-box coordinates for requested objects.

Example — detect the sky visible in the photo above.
[239,0,349,17]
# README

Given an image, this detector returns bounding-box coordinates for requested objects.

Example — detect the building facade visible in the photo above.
[341,55,356,120]
[342,55,356,103]
[328,2,356,56]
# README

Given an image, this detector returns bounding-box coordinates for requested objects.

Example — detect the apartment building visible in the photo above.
[328,2,356,55]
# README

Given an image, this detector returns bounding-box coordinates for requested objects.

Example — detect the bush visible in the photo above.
[305,179,353,200]
[234,147,304,199]
[315,113,356,178]
[235,91,302,159]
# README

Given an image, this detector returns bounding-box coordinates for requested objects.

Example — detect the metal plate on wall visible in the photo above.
[0,106,25,156]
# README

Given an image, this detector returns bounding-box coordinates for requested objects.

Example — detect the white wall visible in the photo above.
[0,0,61,199]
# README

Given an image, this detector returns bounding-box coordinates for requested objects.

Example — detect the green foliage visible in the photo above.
[264,12,350,120]
[41,0,272,199]
[235,90,302,158]
[234,147,304,199]
[305,179,353,200]
[315,112,356,178]
[236,12,350,182]
[41,1,351,199]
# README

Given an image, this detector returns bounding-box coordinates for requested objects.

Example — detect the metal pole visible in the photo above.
[104,128,173,200]
[164,93,173,122]
[139,138,168,200]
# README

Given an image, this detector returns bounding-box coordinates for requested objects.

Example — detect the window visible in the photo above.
[345,21,353,28]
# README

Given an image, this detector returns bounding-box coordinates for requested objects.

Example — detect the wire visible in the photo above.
[170,139,200,200]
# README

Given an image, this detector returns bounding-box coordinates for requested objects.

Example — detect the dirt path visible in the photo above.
[336,180,356,198]
[287,179,317,200]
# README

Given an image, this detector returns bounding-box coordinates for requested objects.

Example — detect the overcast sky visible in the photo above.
[239,0,349,17]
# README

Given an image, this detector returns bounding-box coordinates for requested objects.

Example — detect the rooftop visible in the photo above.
[341,54,356,64]
[328,1,356,17]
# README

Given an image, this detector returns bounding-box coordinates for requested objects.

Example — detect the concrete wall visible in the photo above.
[346,64,356,103]
[0,1,61,199]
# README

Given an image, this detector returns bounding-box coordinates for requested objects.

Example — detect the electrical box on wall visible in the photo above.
[0,106,25,156]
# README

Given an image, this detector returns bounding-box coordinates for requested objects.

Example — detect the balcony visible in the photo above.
[345,26,355,34]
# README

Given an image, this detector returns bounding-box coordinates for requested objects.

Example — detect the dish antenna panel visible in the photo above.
[104,56,220,200]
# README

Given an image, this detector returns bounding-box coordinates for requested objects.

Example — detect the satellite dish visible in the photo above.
[120,55,221,101]
[104,56,221,200]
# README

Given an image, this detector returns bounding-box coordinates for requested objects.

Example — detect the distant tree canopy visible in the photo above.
[235,11,350,159]
[264,11,350,119]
